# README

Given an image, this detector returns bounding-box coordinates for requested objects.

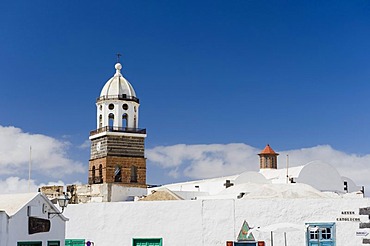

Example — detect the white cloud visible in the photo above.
[168,168,180,179]
[280,145,370,188]
[79,140,90,149]
[147,143,370,190]
[147,143,260,179]
[0,125,85,179]
[0,176,66,194]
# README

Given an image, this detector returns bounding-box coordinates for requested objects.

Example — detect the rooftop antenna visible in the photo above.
[116,53,122,63]
[286,154,289,184]
[28,146,32,192]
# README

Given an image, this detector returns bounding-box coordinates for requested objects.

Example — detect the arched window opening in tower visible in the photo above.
[109,113,114,130]
[134,115,137,128]
[122,103,128,110]
[122,113,128,129]
[114,165,122,182]
[99,114,102,128]
[131,165,138,183]
[99,164,103,183]
[92,166,96,184]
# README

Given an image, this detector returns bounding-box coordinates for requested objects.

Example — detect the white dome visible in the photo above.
[100,63,136,99]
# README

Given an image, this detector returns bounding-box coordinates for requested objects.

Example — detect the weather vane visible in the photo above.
[116,53,122,63]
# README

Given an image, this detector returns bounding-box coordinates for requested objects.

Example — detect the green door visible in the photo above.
[65,239,85,246]
[133,238,163,246]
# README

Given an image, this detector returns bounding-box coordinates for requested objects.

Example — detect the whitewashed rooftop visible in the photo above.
[0,192,37,216]
[152,161,363,200]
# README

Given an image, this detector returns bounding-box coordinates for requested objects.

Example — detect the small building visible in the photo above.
[0,193,68,246]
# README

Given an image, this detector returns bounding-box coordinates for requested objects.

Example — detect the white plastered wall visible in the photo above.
[0,212,8,246]
[96,100,139,129]
[65,198,370,246]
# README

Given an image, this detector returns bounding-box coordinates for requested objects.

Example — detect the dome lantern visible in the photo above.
[93,62,141,132]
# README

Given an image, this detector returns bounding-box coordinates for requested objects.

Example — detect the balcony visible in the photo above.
[97,94,139,103]
[88,176,103,184]
[90,126,147,136]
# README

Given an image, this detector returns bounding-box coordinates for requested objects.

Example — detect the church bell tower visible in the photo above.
[88,61,147,188]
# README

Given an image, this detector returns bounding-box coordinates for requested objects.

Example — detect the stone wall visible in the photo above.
[88,156,146,186]
[90,135,145,160]
[67,183,147,203]
[39,185,64,200]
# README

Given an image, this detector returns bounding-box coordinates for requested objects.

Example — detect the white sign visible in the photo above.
[356,231,369,237]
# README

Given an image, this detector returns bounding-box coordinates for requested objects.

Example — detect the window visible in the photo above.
[92,166,96,183]
[108,104,114,110]
[48,241,60,246]
[114,166,122,182]
[99,164,103,182]
[122,104,128,110]
[306,223,335,246]
[309,230,318,240]
[131,166,138,183]
[99,115,102,128]
[109,113,114,129]
[322,227,331,239]
[122,114,128,128]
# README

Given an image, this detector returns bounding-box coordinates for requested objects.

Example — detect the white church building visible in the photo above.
[39,60,370,246]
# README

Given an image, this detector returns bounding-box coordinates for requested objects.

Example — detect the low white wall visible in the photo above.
[65,198,370,246]
[75,184,147,203]
[110,185,147,202]
[65,200,203,245]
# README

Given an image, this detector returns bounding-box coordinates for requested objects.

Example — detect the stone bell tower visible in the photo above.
[88,61,147,188]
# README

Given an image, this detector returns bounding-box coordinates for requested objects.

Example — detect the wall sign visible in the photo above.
[237,220,255,241]
[336,217,361,222]
[356,231,369,237]
[341,211,355,215]
[336,210,361,222]
[29,217,51,234]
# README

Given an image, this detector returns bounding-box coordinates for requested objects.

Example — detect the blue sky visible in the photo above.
[1,1,370,192]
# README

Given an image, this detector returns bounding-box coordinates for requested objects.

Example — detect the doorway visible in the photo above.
[132,238,162,246]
